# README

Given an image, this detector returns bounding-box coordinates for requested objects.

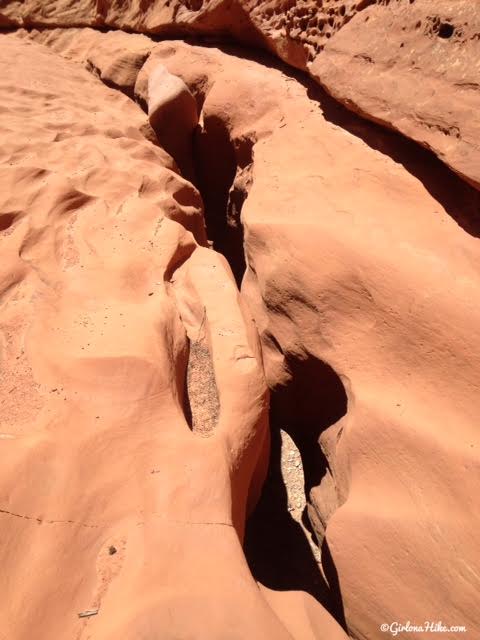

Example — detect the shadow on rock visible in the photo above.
[245,352,349,629]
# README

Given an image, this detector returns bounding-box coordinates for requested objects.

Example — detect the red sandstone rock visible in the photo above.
[14,27,154,96]
[1,8,480,640]
[147,63,198,181]
[0,36,348,640]
[311,0,480,189]
[4,1,480,185]
[145,39,480,640]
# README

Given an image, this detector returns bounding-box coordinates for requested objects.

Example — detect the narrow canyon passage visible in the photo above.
[1,8,480,640]
[0,32,349,640]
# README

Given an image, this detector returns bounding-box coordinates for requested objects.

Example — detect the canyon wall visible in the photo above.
[1,3,480,639]
[2,0,480,188]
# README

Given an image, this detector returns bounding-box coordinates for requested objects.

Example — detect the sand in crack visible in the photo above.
[185,340,219,435]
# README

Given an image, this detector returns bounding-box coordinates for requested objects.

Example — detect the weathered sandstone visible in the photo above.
[0,35,350,640]
[144,38,480,640]
[3,1,480,184]
[147,64,198,181]
[311,0,480,189]
[1,4,479,640]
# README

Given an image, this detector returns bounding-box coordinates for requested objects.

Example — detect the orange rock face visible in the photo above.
[154,40,480,640]
[1,4,480,640]
[0,34,346,640]
[311,0,480,189]
[3,1,480,184]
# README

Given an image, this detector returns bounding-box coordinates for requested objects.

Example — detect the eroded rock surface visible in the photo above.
[151,41,480,640]
[3,1,480,182]
[0,36,351,640]
[1,8,480,640]
[312,0,480,189]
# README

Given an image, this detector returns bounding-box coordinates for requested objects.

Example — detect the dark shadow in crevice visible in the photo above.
[273,354,347,496]
[8,20,480,235]
[0,212,17,232]
[322,538,348,631]
[192,38,480,239]
[245,349,348,629]
[192,116,250,286]
[13,22,478,241]
[244,426,334,607]
[312,88,480,239]
[182,340,194,431]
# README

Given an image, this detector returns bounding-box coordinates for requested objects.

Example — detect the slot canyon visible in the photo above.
[0,1,479,639]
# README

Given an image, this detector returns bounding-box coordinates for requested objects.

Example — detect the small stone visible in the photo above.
[78,609,98,618]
